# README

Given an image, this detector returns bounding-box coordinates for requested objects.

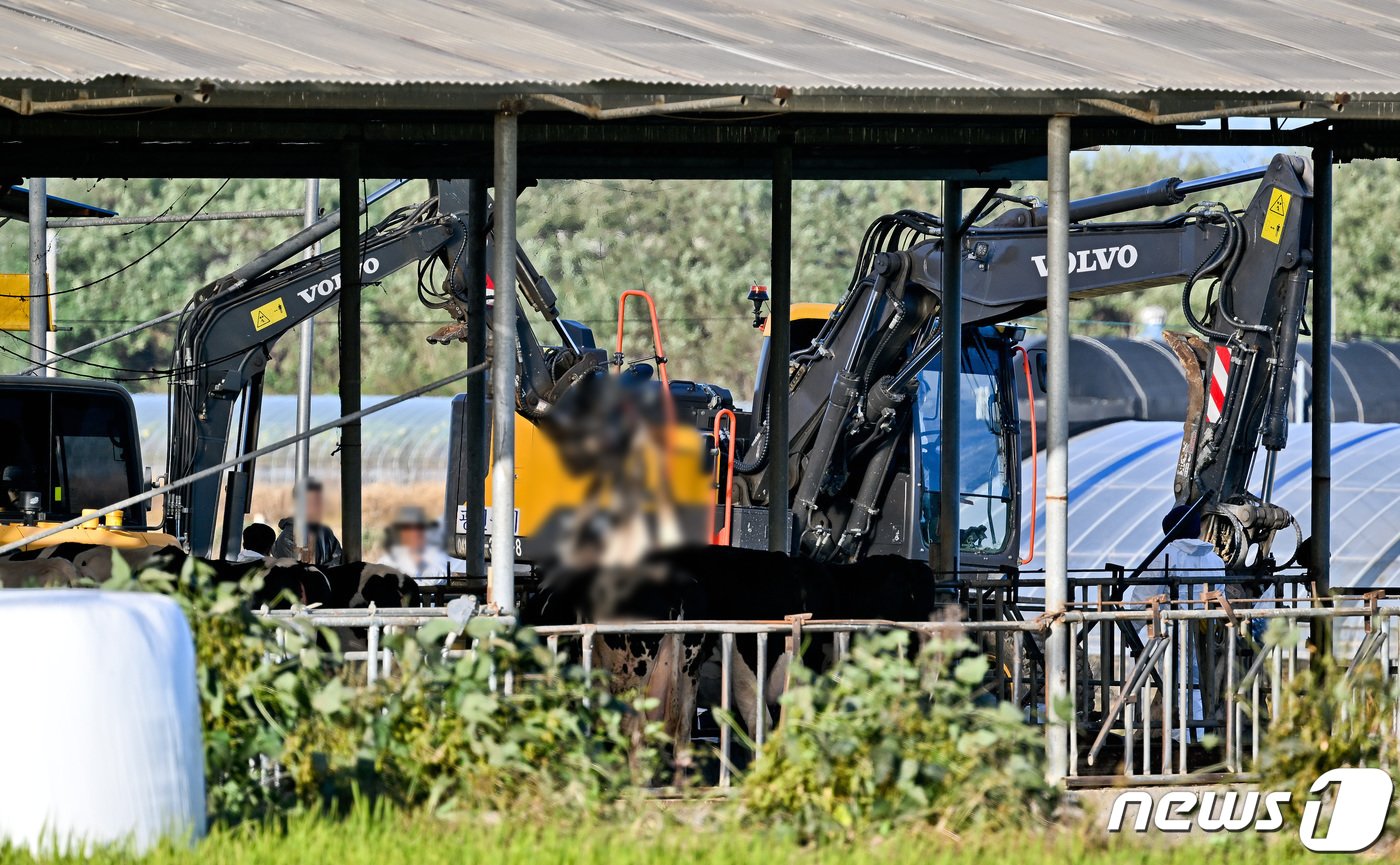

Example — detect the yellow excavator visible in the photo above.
[0,376,175,552]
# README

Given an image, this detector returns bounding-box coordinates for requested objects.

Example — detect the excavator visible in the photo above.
[4,156,1312,591]
[2,178,727,560]
[713,153,1313,576]
[162,180,728,560]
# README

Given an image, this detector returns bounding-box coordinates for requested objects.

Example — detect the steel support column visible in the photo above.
[767,139,793,552]
[463,178,489,580]
[1311,146,1334,657]
[294,178,320,557]
[27,177,46,370]
[490,111,519,610]
[937,181,963,577]
[338,150,362,563]
[1043,116,1072,784]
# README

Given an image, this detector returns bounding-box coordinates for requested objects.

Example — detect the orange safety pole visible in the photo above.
[615,289,677,479]
[615,289,670,386]
[709,408,738,545]
[1015,346,1037,565]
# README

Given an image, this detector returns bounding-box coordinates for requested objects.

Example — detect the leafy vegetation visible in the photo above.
[737,631,1056,840]
[1254,620,1400,821]
[0,804,1332,865]
[278,618,664,815]
[103,555,660,825]
[99,555,1051,839]
[8,564,1397,861]
[6,151,1397,396]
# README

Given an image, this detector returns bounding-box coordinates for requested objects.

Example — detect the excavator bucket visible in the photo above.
[1162,330,1214,505]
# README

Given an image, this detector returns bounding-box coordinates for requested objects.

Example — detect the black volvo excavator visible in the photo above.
[725,154,1313,576]
[163,180,660,559]
[5,157,1313,587]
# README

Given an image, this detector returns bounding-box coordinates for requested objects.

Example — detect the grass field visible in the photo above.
[0,808,1337,865]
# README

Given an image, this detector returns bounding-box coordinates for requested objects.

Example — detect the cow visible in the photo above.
[0,556,80,588]
[520,545,950,762]
[0,543,419,612]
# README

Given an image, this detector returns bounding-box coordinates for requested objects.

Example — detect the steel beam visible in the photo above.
[937,181,962,577]
[1311,145,1334,657]
[463,178,489,580]
[294,178,320,557]
[766,138,793,552]
[1043,115,1072,784]
[338,149,362,563]
[27,177,46,371]
[490,111,519,610]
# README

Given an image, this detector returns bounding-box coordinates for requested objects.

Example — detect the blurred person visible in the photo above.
[378,505,452,586]
[1,465,37,513]
[272,478,345,567]
[233,522,277,563]
[1125,503,1225,741]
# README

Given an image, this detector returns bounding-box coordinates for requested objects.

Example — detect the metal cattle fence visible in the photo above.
[256,570,1400,788]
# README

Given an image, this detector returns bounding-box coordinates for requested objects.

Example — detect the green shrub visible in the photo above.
[736,631,1057,840]
[104,554,335,823]
[279,618,666,815]
[1255,620,1399,821]
[107,555,664,823]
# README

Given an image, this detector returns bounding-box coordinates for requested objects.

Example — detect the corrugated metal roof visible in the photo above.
[1,0,1398,101]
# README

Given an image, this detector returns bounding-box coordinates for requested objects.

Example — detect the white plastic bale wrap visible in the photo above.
[0,590,206,853]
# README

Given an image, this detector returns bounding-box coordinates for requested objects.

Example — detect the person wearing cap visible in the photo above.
[271,478,345,567]
[233,522,277,563]
[377,505,452,586]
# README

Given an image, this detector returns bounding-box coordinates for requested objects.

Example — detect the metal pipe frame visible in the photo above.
[48,209,303,228]
[261,601,1398,785]
[1311,144,1334,657]
[338,150,363,563]
[1043,115,1072,784]
[27,176,47,371]
[293,178,320,557]
[767,138,793,552]
[936,181,962,576]
[490,110,519,611]
[463,178,489,580]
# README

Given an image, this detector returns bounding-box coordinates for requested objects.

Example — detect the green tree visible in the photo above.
[3,150,1392,398]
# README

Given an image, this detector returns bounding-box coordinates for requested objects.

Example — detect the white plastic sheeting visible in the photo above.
[0,591,205,854]
[132,393,453,485]
[1020,421,1400,589]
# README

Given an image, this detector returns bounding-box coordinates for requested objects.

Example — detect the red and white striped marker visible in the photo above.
[1206,344,1231,423]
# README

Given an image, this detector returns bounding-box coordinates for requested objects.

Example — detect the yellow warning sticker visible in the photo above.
[1261,188,1291,245]
[250,297,287,331]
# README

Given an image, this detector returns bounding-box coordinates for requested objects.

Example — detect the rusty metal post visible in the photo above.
[27,177,47,370]
[463,178,489,580]
[489,110,519,611]
[767,138,793,552]
[1311,146,1333,658]
[937,181,962,577]
[338,148,363,562]
[1044,115,1072,784]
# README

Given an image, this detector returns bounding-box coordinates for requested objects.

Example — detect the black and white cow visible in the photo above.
[520,545,949,753]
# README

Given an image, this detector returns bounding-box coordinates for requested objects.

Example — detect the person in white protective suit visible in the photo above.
[1125,504,1225,741]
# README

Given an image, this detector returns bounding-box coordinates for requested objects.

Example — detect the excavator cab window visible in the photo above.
[0,382,145,526]
[914,332,1015,556]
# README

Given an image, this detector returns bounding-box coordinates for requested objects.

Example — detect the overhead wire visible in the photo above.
[0,179,230,299]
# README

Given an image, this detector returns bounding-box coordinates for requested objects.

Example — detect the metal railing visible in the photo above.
[255,573,1400,788]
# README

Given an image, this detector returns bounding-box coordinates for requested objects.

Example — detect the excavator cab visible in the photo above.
[0,376,172,552]
[914,326,1023,567]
